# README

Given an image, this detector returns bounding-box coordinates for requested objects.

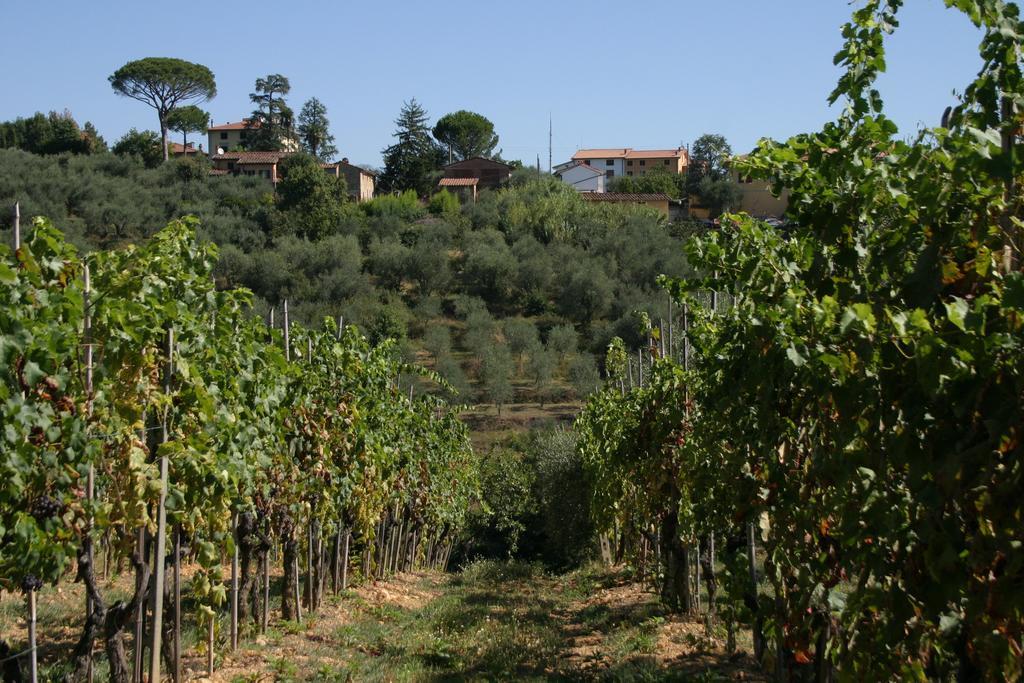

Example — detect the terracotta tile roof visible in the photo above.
[212,151,291,164]
[573,148,688,161]
[171,142,200,154]
[438,177,479,187]
[580,192,671,202]
[625,148,686,160]
[573,148,630,159]
[340,160,377,177]
[558,161,604,176]
[208,120,253,131]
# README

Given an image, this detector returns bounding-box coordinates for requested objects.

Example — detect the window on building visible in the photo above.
[639,160,646,167]
[627,160,633,166]
[606,170,615,178]
[627,171,633,176]
[605,159,614,166]
[664,159,670,165]
[220,132,228,139]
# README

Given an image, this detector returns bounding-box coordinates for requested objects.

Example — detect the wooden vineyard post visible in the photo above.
[84,262,96,683]
[682,304,689,373]
[206,619,214,677]
[27,587,37,683]
[702,532,718,636]
[667,294,674,360]
[330,533,338,594]
[341,530,350,590]
[1000,95,1019,273]
[318,531,325,608]
[748,520,764,660]
[173,526,182,683]
[134,512,147,680]
[13,201,20,251]
[231,514,239,650]
[261,550,270,633]
[283,300,290,362]
[283,302,301,625]
[293,556,302,624]
[306,523,314,611]
[637,348,643,388]
[694,546,701,613]
[149,327,173,683]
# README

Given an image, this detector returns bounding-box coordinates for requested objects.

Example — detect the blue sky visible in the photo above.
[0,1,984,169]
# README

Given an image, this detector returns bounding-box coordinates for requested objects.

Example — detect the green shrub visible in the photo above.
[428,188,459,215]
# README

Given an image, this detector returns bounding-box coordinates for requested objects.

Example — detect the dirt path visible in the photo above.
[4,562,764,681]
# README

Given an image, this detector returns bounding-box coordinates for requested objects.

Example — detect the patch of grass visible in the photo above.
[229,673,265,683]
[279,619,304,635]
[269,655,299,682]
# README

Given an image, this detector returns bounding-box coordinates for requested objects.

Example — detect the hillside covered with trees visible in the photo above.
[0,147,691,409]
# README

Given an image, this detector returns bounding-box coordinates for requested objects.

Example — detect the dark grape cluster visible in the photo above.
[31,495,63,522]
[21,574,43,592]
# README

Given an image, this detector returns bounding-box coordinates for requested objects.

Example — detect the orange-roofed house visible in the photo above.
[170,142,202,156]
[210,151,292,182]
[207,119,299,154]
[208,120,254,154]
[570,147,688,183]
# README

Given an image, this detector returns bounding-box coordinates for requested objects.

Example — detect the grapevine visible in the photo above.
[0,217,479,682]
[578,1,1024,678]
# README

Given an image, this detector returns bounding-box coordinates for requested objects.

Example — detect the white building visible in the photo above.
[571,147,688,182]
[554,161,606,192]
[571,148,629,181]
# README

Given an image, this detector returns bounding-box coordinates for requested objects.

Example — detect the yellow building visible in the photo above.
[732,167,789,218]
[687,158,791,220]
[323,159,376,202]
[623,149,687,177]
[208,120,252,153]
[207,119,299,154]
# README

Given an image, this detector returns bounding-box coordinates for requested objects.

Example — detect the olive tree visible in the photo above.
[479,344,514,414]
